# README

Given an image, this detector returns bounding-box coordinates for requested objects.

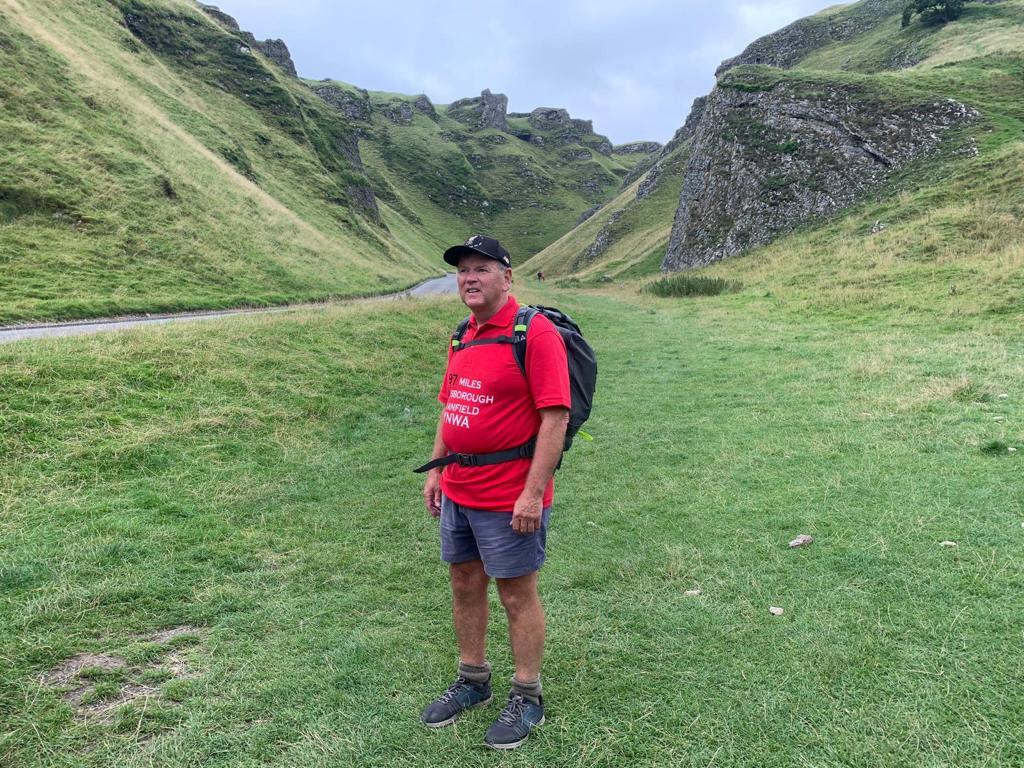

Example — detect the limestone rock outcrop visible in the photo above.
[413,94,437,117]
[663,71,978,271]
[613,141,662,155]
[312,83,371,121]
[252,38,297,78]
[198,5,298,76]
[446,89,508,131]
[527,108,613,155]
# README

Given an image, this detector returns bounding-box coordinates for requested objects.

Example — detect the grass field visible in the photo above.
[2,280,1021,767]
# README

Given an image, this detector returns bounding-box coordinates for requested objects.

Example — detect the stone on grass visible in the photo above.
[768,606,784,616]
[788,534,814,548]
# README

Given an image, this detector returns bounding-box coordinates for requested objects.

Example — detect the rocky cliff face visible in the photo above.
[252,38,297,77]
[313,82,372,122]
[526,108,614,155]
[663,70,978,270]
[198,4,297,76]
[446,89,509,131]
[613,141,663,155]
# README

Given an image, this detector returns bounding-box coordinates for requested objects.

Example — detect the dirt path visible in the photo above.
[0,274,457,345]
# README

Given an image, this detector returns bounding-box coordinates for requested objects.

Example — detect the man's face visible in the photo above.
[457,254,511,317]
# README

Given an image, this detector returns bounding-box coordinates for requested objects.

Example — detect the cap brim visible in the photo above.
[442,245,509,267]
[442,245,477,266]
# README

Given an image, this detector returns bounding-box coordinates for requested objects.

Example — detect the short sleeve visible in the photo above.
[525,317,570,410]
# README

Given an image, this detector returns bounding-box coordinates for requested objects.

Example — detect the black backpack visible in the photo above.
[413,305,597,473]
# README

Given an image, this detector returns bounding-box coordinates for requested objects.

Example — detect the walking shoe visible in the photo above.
[483,692,545,750]
[420,676,492,728]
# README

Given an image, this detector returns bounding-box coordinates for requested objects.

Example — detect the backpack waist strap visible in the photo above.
[412,439,536,474]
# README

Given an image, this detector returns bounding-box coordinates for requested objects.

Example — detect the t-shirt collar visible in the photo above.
[469,295,518,332]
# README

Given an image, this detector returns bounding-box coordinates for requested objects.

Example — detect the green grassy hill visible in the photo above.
[0,0,651,324]
[525,0,1024,285]
[0,0,425,324]
[312,82,644,265]
[523,137,690,282]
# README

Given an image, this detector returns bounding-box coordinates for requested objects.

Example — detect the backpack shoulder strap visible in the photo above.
[511,306,538,376]
[450,316,471,351]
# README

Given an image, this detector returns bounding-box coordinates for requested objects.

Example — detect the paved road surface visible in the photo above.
[0,273,458,345]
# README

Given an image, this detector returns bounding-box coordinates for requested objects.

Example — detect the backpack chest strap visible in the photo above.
[412,439,536,474]
[451,335,518,350]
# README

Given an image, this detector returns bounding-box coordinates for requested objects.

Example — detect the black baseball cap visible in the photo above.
[443,234,512,268]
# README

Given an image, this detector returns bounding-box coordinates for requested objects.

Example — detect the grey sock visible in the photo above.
[458,661,491,685]
[511,675,542,704]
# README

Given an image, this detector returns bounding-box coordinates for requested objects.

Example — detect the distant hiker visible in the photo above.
[415,234,569,749]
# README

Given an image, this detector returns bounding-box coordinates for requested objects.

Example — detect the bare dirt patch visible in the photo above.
[39,653,127,687]
[162,649,201,681]
[40,626,205,724]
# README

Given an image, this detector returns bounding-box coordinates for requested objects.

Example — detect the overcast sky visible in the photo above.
[212,0,841,145]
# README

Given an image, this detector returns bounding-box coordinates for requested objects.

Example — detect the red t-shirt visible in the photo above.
[438,296,570,511]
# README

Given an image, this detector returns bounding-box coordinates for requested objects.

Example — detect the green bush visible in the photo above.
[644,274,742,297]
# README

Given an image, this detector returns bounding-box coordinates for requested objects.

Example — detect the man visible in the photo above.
[420,234,570,750]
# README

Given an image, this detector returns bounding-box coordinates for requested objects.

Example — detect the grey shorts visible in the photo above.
[440,495,551,579]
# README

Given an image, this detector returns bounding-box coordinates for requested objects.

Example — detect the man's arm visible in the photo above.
[510,406,569,535]
[422,415,447,517]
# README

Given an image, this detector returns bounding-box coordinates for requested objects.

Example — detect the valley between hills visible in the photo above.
[1,2,1023,766]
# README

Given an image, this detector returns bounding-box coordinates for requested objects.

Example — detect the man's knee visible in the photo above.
[496,572,540,615]
[450,560,489,597]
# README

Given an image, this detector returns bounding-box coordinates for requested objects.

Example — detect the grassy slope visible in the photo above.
[522,144,689,281]
[0,0,648,324]
[1,281,1022,766]
[339,83,642,263]
[526,0,1024,284]
[0,0,443,325]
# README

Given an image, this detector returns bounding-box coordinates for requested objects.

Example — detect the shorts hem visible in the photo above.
[442,554,483,566]
[485,561,544,577]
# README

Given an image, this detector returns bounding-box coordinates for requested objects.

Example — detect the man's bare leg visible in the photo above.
[495,571,545,682]
[421,560,492,728]
[450,559,490,664]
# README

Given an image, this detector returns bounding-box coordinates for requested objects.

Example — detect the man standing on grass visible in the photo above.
[417,234,569,750]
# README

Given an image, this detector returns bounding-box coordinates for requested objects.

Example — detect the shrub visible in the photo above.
[644,274,742,298]
[902,0,975,28]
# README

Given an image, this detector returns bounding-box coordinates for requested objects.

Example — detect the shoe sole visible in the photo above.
[484,715,545,750]
[421,696,493,729]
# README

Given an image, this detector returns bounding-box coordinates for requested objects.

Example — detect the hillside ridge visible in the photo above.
[0,0,656,323]
[525,0,1023,284]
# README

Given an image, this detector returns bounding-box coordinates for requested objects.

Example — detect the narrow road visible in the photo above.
[0,274,458,345]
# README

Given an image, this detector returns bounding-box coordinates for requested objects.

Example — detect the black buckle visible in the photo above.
[455,453,479,467]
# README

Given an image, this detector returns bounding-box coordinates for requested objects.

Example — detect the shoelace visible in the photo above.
[496,693,527,725]
[437,676,473,705]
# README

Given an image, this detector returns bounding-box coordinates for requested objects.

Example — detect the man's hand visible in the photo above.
[423,469,442,517]
[511,491,543,535]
